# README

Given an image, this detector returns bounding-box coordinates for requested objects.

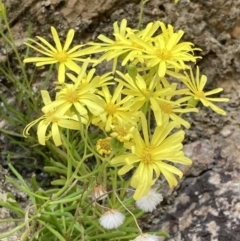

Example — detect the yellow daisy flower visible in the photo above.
[91,84,139,132]
[90,19,160,71]
[178,66,229,115]
[96,137,112,157]
[110,121,135,143]
[24,26,99,83]
[128,22,200,77]
[41,61,108,118]
[23,90,84,146]
[115,71,171,112]
[150,82,198,128]
[111,113,192,200]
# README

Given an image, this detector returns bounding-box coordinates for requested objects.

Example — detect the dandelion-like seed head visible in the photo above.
[136,188,163,212]
[96,137,112,156]
[99,209,125,229]
[155,48,171,60]
[131,233,160,241]
[54,51,69,63]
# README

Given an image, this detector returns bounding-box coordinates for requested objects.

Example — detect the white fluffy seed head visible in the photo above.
[99,209,125,229]
[130,233,160,241]
[135,188,163,212]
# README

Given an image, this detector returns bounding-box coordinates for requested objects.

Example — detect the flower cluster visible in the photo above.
[90,19,200,77]
[23,16,228,239]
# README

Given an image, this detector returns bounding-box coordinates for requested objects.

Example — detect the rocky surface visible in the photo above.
[1,0,240,240]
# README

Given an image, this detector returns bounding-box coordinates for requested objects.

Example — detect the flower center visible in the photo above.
[155,49,171,60]
[142,88,150,97]
[117,127,128,137]
[45,109,55,118]
[105,103,117,114]
[114,127,130,142]
[96,137,112,156]
[51,117,59,123]
[44,110,59,123]
[55,51,68,63]
[65,90,79,103]
[195,90,205,99]
[159,102,172,114]
[141,146,154,164]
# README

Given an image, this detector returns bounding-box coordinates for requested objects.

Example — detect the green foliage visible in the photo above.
[0,2,53,166]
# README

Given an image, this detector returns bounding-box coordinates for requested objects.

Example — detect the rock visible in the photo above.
[154,170,240,241]
[183,139,215,176]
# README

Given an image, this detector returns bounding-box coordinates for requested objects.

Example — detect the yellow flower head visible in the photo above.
[115,71,171,112]
[179,66,229,115]
[90,19,160,71]
[23,90,83,146]
[110,121,135,143]
[23,26,98,83]
[150,82,198,128]
[96,137,112,157]
[111,113,192,200]
[92,84,139,132]
[129,21,200,77]
[41,61,107,119]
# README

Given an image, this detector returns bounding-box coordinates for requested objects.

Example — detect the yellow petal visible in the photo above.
[58,63,65,83]
[63,29,74,51]
[41,90,52,105]
[37,120,49,145]
[51,122,62,146]
[118,164,134,175]
[51,26,63,52]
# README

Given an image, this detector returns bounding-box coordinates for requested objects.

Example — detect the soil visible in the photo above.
[1,0,240,241]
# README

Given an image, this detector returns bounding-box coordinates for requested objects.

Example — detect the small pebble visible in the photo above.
[220,128,233,137]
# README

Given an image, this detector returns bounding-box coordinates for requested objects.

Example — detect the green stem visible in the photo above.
[1,13,36,109]
[137,0,149,30]
[114,191,142,235]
